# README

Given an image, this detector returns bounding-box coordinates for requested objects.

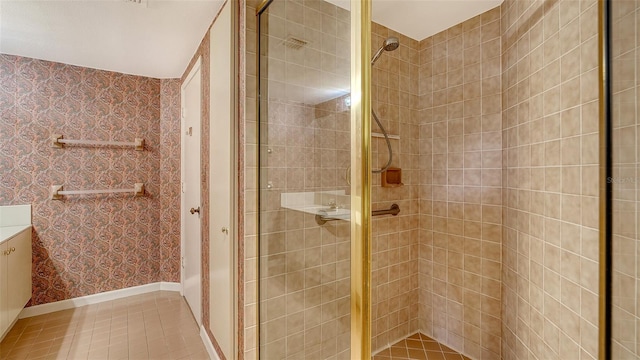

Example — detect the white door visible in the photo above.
[181,59,202,326]
[209,2,235,358]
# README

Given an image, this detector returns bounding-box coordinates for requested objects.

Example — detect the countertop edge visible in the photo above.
[0,225,32,245]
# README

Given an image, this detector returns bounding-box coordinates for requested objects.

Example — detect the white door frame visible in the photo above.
[208,1,238,357]
[180,57,202,324]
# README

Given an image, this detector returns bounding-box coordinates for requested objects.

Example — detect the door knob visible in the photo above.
[221,227,229,234]
[190,207,200,214]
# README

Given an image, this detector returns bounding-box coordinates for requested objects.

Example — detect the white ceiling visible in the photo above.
[0,0,503,79]
[0,0,225,79]
[326,0,504,41]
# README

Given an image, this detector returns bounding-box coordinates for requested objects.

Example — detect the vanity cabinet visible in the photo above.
[0,228,32,339]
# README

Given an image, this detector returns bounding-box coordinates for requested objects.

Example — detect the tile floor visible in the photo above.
[0,291,208,360]
[373,333,471,360]
[0,293,470,360]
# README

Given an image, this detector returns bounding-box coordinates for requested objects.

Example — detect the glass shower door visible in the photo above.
[256,1,371,358]
[609,0,640,358]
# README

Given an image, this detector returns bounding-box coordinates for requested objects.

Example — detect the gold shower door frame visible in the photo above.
[255,0,373,358]
[598,0,611,359]
[350,0,372,358]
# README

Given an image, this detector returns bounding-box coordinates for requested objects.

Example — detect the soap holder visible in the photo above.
[381,167,403,187]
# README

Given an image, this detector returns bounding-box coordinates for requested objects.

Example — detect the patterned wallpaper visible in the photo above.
[0,54,181,305]
[160,79,181,282]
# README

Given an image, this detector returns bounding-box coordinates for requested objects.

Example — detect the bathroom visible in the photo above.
[0,0,235,358]
[0,0,635,359]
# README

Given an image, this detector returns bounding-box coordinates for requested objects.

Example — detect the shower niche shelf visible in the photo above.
[382,167,403,188]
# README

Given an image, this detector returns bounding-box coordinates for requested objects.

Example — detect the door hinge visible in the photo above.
[181,256,184,269]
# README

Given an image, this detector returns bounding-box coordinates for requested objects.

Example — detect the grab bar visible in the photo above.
[52,134,144,150]
[372,203,400,217]
[51,183,145,200]
[315,203,400,225]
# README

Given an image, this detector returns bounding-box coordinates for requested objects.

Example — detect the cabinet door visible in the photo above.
[7,232,31,323]
[0,241,7,337]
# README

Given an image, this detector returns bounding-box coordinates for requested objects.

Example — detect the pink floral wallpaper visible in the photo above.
[159,79,181,282]
[0,54,181,305]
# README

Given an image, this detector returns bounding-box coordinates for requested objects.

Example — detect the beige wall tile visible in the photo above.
[501,0,600,358]
[418,8,503,359]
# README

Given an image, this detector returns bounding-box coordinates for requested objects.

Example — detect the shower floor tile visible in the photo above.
[373,333,471,360]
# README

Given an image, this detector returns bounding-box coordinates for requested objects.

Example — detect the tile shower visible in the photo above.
[417,8,503,358]
[244,0,602,359]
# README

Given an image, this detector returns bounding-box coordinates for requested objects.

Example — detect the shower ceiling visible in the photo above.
[326,0,504,40]
[0,0,503,79]
[0,0,225,78]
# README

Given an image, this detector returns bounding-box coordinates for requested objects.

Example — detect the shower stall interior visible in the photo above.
[254,0,640,358]
[255,0,503,358]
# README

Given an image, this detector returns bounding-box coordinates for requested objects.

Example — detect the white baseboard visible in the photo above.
[201,326,221,360]
[0,316,19,342]
[160,281,182,292]
[19,282,181,319]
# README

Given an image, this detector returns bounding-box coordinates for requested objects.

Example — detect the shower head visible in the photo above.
[371,37,400,66]
[383,37,400,51]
